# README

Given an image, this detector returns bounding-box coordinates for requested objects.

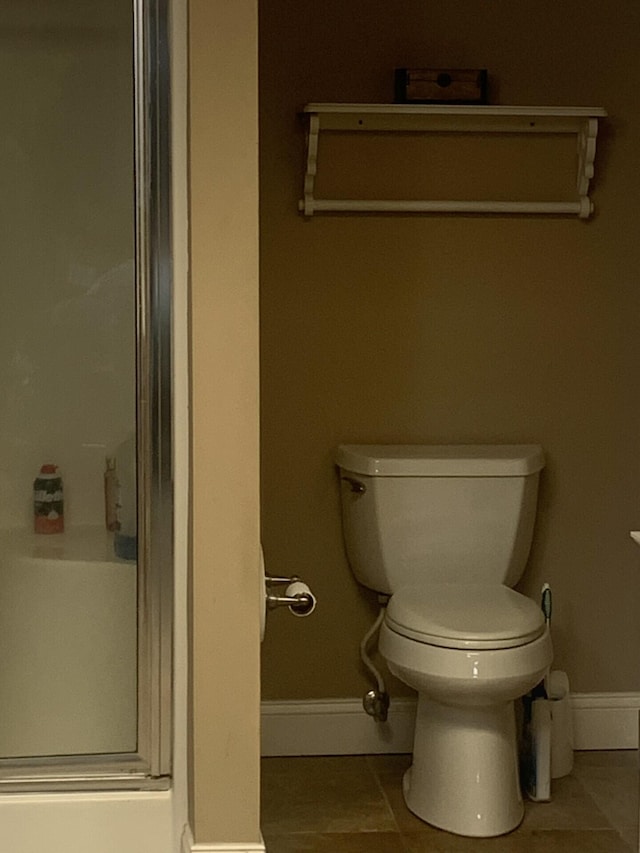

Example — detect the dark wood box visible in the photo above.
[394,68,488,105]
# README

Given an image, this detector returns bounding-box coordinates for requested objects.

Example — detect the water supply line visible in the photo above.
[360,596,390,722]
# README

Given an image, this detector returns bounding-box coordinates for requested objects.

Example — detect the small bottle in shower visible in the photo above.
[104,457,120,532]
[33,464,64,534]
[113,433,137,560]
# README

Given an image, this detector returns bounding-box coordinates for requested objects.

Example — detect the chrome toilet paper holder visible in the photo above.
[265,574,316,616]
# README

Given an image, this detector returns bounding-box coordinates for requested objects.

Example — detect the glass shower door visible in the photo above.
[0,0,171,787]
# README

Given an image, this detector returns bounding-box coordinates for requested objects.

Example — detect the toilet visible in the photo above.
[336,444,553,838]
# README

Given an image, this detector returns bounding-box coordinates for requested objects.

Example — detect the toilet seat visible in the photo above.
[386,582,545,650]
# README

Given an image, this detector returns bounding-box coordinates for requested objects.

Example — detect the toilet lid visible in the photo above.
[386,583,546,650]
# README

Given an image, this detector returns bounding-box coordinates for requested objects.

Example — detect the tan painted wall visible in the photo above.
[260,0,640,699]
[189,0,261,844]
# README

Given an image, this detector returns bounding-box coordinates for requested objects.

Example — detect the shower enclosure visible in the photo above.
[0,0,172,790]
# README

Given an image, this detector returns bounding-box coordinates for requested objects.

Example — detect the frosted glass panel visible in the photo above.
[0,0,137,758]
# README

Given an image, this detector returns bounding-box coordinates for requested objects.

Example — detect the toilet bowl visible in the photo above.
[379,580,552,836]
[335,444,550,837]
[382,626,552,836]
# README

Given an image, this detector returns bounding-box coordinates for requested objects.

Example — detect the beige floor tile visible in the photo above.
[366,754,412,776]
[402,829,631,852]
[401,828,532,852]
[520,773,612,831]
[523,830,631,852]
[367,754,438,834]
[261,756,397,835]
[262,753,636,851]
[374,776,434,833]
[616,825,638,851]
[572,754,639,835]
[264,831,408,852]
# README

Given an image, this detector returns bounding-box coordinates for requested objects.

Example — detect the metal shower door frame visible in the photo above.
[0,0,173,792]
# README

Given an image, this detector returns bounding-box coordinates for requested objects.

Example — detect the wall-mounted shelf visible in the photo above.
[298,104,607,218]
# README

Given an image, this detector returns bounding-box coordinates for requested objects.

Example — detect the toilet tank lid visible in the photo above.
[335,444,545,477]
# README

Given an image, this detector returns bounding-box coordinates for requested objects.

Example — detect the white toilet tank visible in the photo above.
[336,445,545,595]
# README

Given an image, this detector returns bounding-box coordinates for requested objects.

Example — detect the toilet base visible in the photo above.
[404,694,524,837]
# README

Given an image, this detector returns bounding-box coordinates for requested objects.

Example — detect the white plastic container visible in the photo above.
[548,670,574,779]
[521,669,573,802]
[524,696,551,801]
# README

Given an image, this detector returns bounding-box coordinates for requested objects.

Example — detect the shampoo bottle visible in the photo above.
[33,464,64,534]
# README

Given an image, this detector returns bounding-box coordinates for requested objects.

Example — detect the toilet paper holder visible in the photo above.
[265,574,316,616]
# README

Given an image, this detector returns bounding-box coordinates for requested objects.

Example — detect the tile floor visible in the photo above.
[262,751,638,852]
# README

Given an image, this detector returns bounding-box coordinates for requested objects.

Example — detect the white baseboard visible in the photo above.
[261,698,416,756]
[181,825,266,853]
[261,693,640,756]
[571,692,640,750]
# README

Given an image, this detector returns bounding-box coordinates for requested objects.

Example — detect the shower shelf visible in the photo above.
[298,103,607,219]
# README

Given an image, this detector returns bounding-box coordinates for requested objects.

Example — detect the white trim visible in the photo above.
[304,103,608,117]
[571,692,640,750]
[261,698,416,756]
[181,825,191,853]
[0,790,173,853]
[261,694,640,756]
[190,847,266,852]
[181,824,266,853]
